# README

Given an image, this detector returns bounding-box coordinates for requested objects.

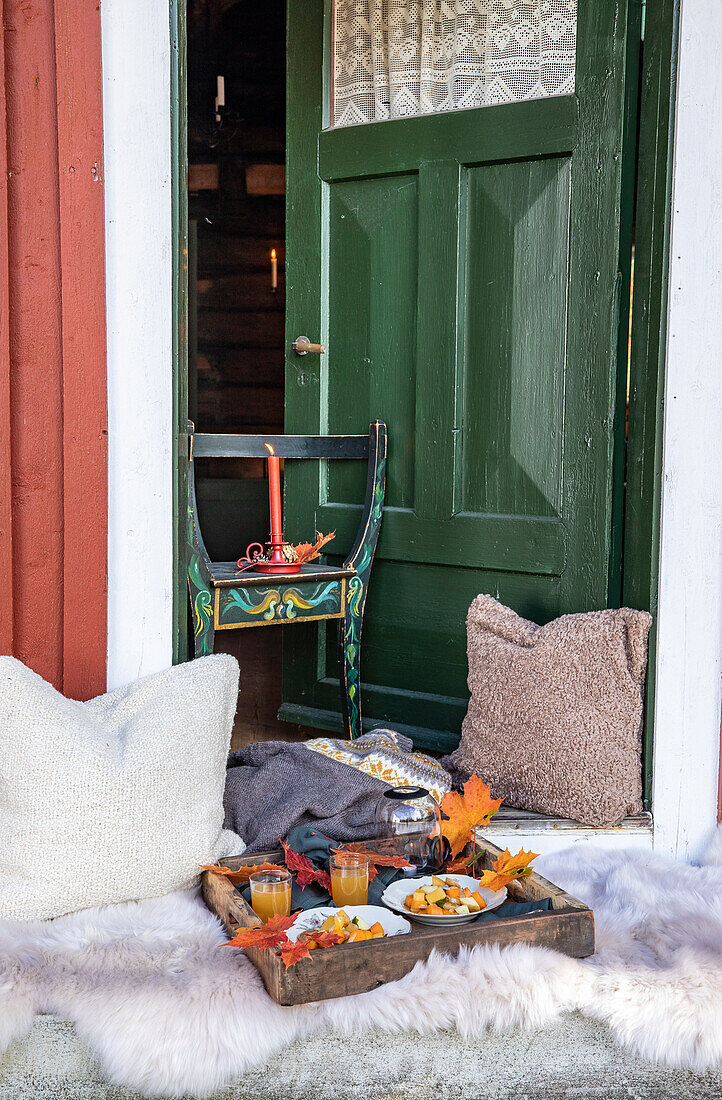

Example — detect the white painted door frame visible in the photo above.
[102,0,175,691]
[100,0,721,861]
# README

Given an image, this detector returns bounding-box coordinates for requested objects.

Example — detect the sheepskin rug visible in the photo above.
[3,834,722,1098]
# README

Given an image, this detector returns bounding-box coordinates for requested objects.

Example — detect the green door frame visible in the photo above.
[169,0,679,806]
[171,0,189,665]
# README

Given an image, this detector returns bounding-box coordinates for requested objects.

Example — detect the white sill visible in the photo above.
[475,810,653,857]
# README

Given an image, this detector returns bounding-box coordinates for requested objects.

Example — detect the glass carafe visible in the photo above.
[374,785,444,875]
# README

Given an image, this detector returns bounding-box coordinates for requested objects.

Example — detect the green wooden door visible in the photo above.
[282,0,633,751]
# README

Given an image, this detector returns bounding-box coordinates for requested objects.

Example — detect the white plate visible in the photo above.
[381,874,507,926]
[286,904,411,942]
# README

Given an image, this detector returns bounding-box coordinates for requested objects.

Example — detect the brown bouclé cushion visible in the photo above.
[444,596,652,827]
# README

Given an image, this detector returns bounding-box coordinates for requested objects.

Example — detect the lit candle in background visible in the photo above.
[215,75,225,123]
[270,248,278,292]
[264,443,282,543]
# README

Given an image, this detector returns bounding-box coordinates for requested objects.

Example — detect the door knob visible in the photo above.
[292,335,326,356]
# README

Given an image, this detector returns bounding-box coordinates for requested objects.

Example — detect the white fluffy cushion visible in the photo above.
[0,655,245,921]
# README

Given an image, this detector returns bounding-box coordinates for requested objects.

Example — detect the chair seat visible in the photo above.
[211,561,357,630]
[210,560,356,589]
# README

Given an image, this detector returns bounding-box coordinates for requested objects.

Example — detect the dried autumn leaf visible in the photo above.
[446,854,479,874]
[291,542,314,563]
[439,776,505,859]
[278,938,313,969]
[333,845,413,870]
[309,930,345,949]
[297,929,345,950]
[200,862,285,884]
[279,838,332,891]
[292,530,336,565]
[224,913,296,950]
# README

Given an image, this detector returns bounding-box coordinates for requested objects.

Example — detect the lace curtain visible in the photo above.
[332,0,577,128]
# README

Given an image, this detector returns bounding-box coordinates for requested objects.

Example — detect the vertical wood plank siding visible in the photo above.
[1,0,107,697]
[54,0,108,699]
[0,0,13,657]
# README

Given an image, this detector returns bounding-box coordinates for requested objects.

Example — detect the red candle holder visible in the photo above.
[237,537,302,575]
[253,534,302,574]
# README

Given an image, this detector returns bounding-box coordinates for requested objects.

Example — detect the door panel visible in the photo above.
[328,175,418,512]
[462,157,570,519]
[283,0,629,749]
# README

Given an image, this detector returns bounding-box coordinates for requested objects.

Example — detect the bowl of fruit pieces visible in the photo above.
[286,905,410,946]
[381,874,507,926]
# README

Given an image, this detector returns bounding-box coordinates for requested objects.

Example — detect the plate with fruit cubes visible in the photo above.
[286,905,410,945]
[381,874,507,926]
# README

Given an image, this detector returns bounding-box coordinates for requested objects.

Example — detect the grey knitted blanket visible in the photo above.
[223,740,391,852]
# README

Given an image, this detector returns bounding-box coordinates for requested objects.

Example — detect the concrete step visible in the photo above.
[2,1013,722,1099]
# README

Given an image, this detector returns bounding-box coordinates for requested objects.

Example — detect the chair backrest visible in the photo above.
[187,419,387,578]
[191,428,372,461]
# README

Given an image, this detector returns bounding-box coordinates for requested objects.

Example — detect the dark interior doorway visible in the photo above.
[187,0,306,748]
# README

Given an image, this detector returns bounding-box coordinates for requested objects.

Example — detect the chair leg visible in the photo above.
[188,578,215,657]
[339,575,364,739]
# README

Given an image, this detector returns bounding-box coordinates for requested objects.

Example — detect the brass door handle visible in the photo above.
[292,335,326,356]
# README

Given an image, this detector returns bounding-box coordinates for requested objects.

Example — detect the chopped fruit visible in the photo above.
[401,877,488,917]
[305,911,388,947]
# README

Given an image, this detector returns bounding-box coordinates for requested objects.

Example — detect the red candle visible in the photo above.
[265,443,282,541]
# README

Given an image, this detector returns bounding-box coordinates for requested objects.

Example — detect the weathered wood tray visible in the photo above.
[202,836,594,1006]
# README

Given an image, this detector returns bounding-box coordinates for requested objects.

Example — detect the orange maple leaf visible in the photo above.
[477,847,539,893]
[438,776,504,859]
[200,862,285,884]
[278,938,313,969]
[494,847,539,878]
[224,912,296,950]
[476,870,513,892]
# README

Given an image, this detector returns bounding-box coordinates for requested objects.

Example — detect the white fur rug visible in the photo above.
[3,833,722,1099]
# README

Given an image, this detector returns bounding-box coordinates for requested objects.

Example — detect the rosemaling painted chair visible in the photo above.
[187,420,387,739]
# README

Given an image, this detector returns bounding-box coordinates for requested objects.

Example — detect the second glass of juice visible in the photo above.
[249,869,292,923]
[330,851,370,907]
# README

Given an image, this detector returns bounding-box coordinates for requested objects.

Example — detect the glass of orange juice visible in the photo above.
[249,869,292,923]
[330,851,370,907]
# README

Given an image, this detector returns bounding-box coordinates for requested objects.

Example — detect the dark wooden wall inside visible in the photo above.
[188,0,308,748]
[189,0,286,437]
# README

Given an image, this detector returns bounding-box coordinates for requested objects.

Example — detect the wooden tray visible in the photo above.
[201,836,594,1006]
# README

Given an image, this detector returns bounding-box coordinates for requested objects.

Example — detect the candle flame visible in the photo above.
[265,443,275,456]
[270,248,277,260]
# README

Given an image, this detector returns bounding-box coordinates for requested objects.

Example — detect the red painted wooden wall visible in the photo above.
[0,0,107,699]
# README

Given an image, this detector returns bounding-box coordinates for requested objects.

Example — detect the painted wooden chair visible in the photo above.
[187,420,387,739]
